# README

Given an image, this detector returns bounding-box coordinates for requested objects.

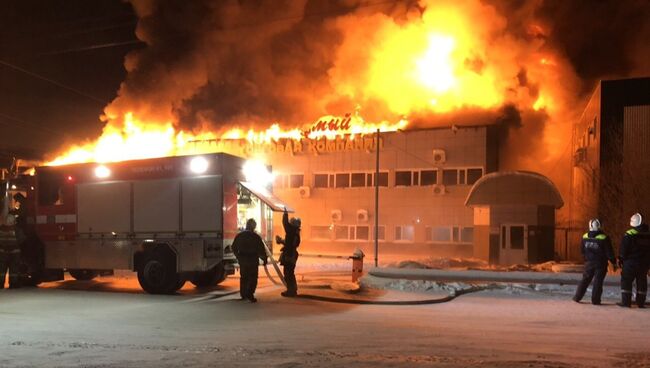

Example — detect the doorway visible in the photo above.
[499,224,527,265]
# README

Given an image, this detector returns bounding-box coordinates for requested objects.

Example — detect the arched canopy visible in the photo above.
[465,171,564,208]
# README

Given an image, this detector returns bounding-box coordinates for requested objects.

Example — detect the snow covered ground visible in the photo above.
[1,269,649,368]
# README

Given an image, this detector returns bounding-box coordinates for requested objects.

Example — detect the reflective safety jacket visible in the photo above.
[581,231,615,265]
[619,224,650,266]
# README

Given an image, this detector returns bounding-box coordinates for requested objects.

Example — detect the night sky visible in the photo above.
[0,0,140,158]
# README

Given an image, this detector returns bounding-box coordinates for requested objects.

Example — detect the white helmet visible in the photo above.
[630,213,643,227]
[588,219,601,232]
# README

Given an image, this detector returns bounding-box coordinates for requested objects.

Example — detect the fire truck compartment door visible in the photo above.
[77,182,131,233]
[238,181,294,212]
[181,175,222,232]
[134,179,180,232]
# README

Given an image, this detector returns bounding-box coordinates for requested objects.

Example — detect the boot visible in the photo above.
[617,292,632,308]
[636,293,646,308]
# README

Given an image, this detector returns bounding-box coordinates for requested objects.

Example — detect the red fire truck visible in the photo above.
[1,153,290,294]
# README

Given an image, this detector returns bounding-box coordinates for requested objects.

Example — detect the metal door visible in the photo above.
[499,224,527,265]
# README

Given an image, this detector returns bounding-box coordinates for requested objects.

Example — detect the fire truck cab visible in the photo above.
[2,153,290,294]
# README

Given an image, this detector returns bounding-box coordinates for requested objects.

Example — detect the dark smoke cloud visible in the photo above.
[487,0,650,95]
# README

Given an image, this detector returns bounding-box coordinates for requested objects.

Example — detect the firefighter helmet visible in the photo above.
[589,219,601,232]
[290,217,301,228]
[630,213,643,228]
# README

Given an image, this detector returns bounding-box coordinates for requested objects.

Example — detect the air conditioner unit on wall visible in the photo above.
[298,186,311,198]
[356,209,368,222]
[432,149,446,164]
[432,184,446,195]
[331,209,342,222]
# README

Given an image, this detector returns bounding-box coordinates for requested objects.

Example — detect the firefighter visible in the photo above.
[618,213,650,308]
[0,193,26,289]
[572,219,617,305]
[232,218,267,303]
[276,207,300,297]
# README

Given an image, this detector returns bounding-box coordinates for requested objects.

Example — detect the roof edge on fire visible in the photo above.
[464,171,564,208]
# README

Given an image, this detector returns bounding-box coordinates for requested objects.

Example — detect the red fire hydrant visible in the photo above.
[349,248,365,282]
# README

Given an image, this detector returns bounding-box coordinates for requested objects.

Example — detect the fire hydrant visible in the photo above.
[349,248,365,282]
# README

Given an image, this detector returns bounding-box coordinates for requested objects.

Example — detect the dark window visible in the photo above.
[442,169,458,185]
[395,171,412,186]
[374,172,388,187]
[366,173,373,187]
[459,170,466,185]
[314,174,328,188]
[335,173,350,188]
[452,226,460,242]
[289,174,304,188]
[351,173,365,187]
[501,226,506,249]
[38,170,64,206]
[461,227,474,243]
[420,170,437,185]
[413,171,419,186]
[467,168,483,185]
[510,226,525,249]
[329,174,335,187]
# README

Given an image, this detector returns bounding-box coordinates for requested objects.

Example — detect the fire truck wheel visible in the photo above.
[137,251,179,294]
[69,269,97,281]
[190,263,226,288]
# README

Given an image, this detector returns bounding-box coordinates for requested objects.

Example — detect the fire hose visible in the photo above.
[261,240,496,305]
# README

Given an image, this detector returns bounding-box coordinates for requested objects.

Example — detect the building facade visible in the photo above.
[570,77,650,258]
[258,125,499,258]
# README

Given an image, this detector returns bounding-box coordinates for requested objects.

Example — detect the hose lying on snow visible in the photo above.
[294,284,498,305]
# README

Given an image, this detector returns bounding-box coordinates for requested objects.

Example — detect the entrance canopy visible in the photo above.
[465,171,564,208]
[239,181,294,212]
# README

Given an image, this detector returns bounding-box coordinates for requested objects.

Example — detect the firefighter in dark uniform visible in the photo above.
[232,218,267,303]
[573,219,617,305]
[618,212,650,308]
[1,193,26,289]
[276,207,300,297]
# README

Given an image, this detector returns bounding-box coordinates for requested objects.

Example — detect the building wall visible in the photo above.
[266,126,492,258]
[570,77,650,259]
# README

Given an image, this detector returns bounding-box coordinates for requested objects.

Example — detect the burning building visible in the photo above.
[569,76,650,259]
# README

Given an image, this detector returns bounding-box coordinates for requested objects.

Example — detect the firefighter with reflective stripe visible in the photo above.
[618,213,650,308]
[232,218,267,303]
[276,207,300,297]
[0,193,25,289]
[573,219,617,305]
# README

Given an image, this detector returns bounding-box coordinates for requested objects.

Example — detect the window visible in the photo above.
[395,225,414,242]
[274,175,287,189]
[328,174,335,187]
[314,174,328,188]
[510,226,525,249]
[467,169,483,185]
[461,227,474,243]
[289,174,304,188]
[38,171,65,206]
[395,171,413,186]
[373,226,386,241]
[335,173,350,188]
[351,173,365,187]
[355,226,370,241]
[452,226,460,242]
[374,172,388,187]
[334,225,349,240]
[459,170,466,185]
[420,170,437,185]
[442,169,458,185]
[431,227,451,242]
[311,225,331,240]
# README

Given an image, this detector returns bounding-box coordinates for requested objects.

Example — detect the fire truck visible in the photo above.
[1,153,291,294]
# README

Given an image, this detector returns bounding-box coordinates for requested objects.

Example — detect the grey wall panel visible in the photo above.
[134,179,180,232]
[77,182,131,233]
[182,175,222,232]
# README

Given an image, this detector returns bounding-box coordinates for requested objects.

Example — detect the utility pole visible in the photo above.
[374,128,380,267]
